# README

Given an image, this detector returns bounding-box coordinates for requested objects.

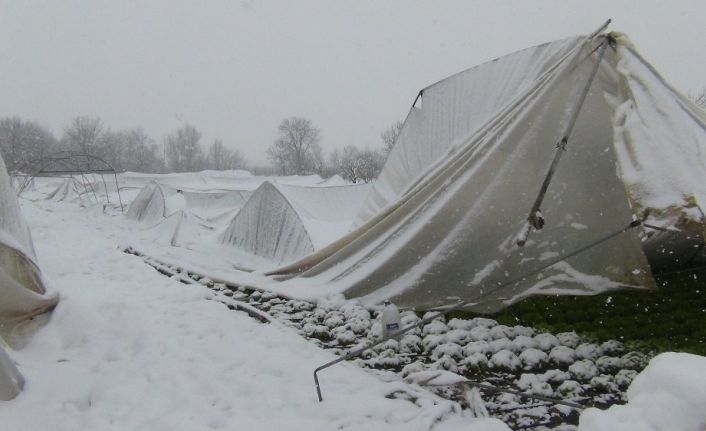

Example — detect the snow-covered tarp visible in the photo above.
[126,181,251,224]
[0,154,58,400]
[220,181,371,265]
[263,31,705,312]
[0,154,57,327]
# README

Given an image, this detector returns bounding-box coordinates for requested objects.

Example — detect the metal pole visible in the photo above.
[459,381,585,410]
[114,171,125,213]
[517,36,611,246]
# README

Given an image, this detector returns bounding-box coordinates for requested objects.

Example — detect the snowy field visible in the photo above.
[2,177,706,430]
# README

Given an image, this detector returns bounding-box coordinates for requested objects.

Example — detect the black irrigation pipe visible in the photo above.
[313,219,642,403]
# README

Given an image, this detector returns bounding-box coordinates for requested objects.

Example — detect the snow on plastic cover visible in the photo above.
[354,36,586,227]
[0,154,57,324]
[271,34,657,312]
[125,181,168,222]
[127,181,251,223]
[612,36,706,228]
[221,181,370,265]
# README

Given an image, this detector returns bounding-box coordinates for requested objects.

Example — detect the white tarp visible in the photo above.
[220,181,370,265]
[265,32,705,312]
[0,155,58,325]
[126,181,251,224]
[0,154,58,400]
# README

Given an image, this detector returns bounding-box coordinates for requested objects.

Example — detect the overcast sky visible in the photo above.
[1,0,704,165]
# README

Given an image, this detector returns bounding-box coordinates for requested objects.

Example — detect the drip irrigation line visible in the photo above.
[314,219,642,403]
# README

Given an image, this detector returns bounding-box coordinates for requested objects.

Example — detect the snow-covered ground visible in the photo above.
[3,182,706,430]
[0,199,499,430]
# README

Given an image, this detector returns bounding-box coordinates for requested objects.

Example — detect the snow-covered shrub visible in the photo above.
[519,348,548,370]
[422,319,449,336]
[595,356,622,374]
[614,369,637,389]
[302,323,330,338]
[432,343,464,361]
[374,339,400,353]
[463,340,491,357]
[470,317,497,328]
[332,327,357,345]
[489,349,521,371]
[568,359,599,381]
[346,317,371,335]
[557,380,583,397]
[516,373,554,396]
[489,338,512,354]
[323,311,345,329]
[489,324,515,340]
[575,343,603,360]
[590,374,618,392]
[376,349,403,368]
[312,307,327,322]
[534,333,560,351]
[469,325,492,342]
[447,318,475,331]
[541,369,570,383]
[512,335,538,352]
[399,334,422,354]
[462,352,489,370]
[620,351,648,370]
[445,329,471,345]
[600,339,625,355]
[422,334,445,352]
[549,346,576,367]
[513,325,535,337]
[431,354,458,373]
[556,331,581,348]
[340,302,370,319]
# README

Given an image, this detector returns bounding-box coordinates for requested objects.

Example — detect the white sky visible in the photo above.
[0,0,704,165]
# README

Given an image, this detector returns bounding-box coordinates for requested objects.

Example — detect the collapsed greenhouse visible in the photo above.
[220,181,371,265]
[262,30,706,312]
[0,154,58,400]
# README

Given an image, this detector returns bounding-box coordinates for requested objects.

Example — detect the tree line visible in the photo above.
[0,116,246,175]
[1,86,704,181]
[0,114,403,183]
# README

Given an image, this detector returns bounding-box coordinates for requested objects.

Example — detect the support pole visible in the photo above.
[517,36,611,246]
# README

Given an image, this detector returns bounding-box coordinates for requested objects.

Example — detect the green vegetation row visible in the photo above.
[456,267,706,356]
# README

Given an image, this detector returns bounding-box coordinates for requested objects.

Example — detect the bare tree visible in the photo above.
[0,117,56,173]
[62,116,104,155]
[330,145,361,183]
[267,117,322,175]
[124,128,161,172]
[380,120,403,155]
[99,129,127,170]
[164,124,204,172]
[207,139,246,170]
[329,144,385,183]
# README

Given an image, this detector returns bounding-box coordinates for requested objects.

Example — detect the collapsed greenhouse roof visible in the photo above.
[265,29,706,312]
[0,154,58,400]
